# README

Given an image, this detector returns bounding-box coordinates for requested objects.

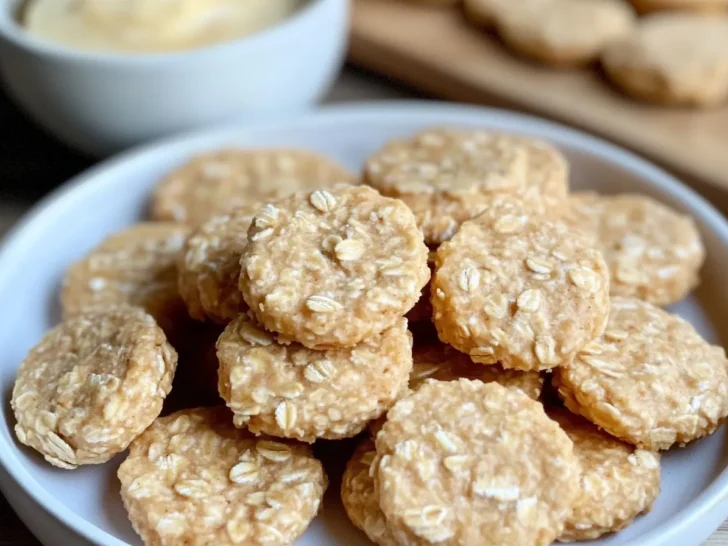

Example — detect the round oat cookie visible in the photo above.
[363,128,568,244]
[240,185,430,348]
[432,196,610,371]
[152,148,355,226]
[375,380,580,546]
[497,0,636,67]
[178,204,261,324]
[549,409,661,542]
[406,248,437,324]
[564,193,705,306]
[118,407,326,546]
[61,223,190,336]
[410,343,543,399]
[629,0,728,13]
[602,13,728,107]
[342,438,399,546]
[217,315,413,442]
[11,306,177,469]
[554,297,728,450]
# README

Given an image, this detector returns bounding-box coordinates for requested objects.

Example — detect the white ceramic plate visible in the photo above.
[1,102,728,546]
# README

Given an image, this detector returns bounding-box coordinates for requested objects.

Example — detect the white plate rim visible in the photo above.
[1,100,728,546]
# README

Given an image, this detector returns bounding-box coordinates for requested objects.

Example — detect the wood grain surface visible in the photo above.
[349,0,728,194]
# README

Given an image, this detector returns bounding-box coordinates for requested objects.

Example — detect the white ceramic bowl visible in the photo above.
[2,102,728,546]
[0,0,348,156]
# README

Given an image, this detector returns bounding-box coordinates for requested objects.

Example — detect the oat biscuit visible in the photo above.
[554,297,728,450]
[564,193,705,305]
[497,0,636,66]
[409,343,543,399]
[240,185,430,348]
[341,439,399,546]
[629,0,728,13]
[375,380,580,546]
[550,409,661,541]
[118,407,326,546]
[12,306,177,469]
[61,223,190,336]
[363,128,568,244]
[602,13,728,107]
[217,315,413,442]
[432,196,610,370]
[152,149,355,226]
[178,204,260,324]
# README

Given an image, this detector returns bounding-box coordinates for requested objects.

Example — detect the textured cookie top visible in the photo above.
[61,222,190,334]
[12,306,177,468]
[554,297,728,450]
[240,185,430,348]
[564,193,705,305]
[341,438,399,546]
[602,12,728,104]
[550,409,661,541]
[498,0,636,65]
[376,380,580,546]
[118,407,326,546]
[410,343,543,400]
[217,315,413,442]
[363,129,568,244]
[152,148,355,226]
[432,197,610,370]
[178,205,260,324]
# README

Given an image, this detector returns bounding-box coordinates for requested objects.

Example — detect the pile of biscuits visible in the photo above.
[10,127,728,546]
[423,0,728,108]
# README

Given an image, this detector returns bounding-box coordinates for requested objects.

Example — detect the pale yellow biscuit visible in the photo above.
[152,149,355,226]
[12,306,177,468]
[118,407,326,546]
[217,315,412,442]
[554,297,728,450]
[61,223,190,337]
[629,0,728,13]
[432,196,610,370]
[178,204,260,324]
[375,380,580,546]
[464,0,545,28]
[240,185,430,348]
[363,128,568,244]
[550,409,661,542]
[602,13,728,107]
[564,193,705,305]
[341,438,399,546]
[497,0,636,66]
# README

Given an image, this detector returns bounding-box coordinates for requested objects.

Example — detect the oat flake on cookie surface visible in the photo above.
[364,128,568,244]
[564,192,705,305]
[240,185,430,348]
[12,306,177,469]
[178,204,261,324]
[151,148,355,226]
[61,222,190,336]
[217,315,413,442]
[341,438,399,546]
[549,408,661,542]
[375,380,580,546]
[554,297,728,450]
[118,407,326,546]
[432,195,610,371]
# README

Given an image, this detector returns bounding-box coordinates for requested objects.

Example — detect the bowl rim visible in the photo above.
[0,0,335,65]
[1,100,728,546]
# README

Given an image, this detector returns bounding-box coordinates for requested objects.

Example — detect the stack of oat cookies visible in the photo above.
[10,129,728,546]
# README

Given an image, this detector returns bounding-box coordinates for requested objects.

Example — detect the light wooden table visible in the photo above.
[1,67,727,545]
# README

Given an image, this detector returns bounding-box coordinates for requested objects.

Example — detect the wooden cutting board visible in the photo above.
[348,0,728,193]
